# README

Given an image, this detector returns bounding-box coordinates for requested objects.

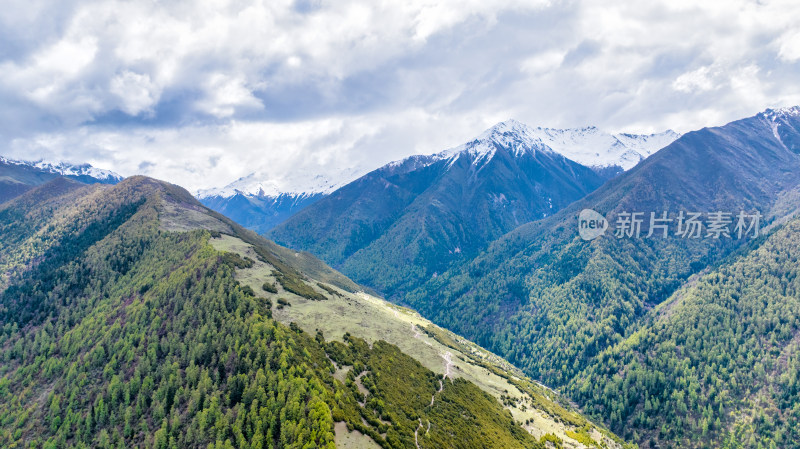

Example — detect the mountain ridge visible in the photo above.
[269,121,613,298]
[199,120,679,234]
[0,155,122,182]
[0,174,629,448]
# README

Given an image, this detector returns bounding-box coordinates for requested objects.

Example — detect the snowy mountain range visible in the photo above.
[0,155,122,182]
[196,168,366,234]
[1,155,123,204]
[196,167,364,199]
[417,119,680,172]
[528,125,680,170]
[197,120,679,234]
[200,121,679,203]
[268,120,620,297]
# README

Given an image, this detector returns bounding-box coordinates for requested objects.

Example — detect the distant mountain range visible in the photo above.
[265,120,678,298]
[197,169,362,234]
[199,191,327,235]
[0,155,122,203]
[198,122,680,234]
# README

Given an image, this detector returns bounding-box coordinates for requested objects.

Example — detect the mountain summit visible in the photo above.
[269,120,612,298]
[437,119,556,164]
[389,119,679,174]
[458,119,680,171]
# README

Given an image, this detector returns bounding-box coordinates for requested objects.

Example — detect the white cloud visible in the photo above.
[778,30,800,62]
[196,74,263,118]
[520,51,565,76]
[0,0,799,191]
[31,35,97,77]
[110,71,160,116]
[672,66,718,93]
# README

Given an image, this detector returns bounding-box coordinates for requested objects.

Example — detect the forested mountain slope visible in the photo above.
[270,120,610,298]
[0,176,626,448]
[572,217,800,448]
[403,107,800,446]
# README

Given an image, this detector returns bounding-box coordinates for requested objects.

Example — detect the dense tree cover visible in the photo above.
[0,182,341,448]
[0,177,563,448]
[400,110,800,448]
[570,218,800,448]
[406,220,732,386]
[406,214,800,448]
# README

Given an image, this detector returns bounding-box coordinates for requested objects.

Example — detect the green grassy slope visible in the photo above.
[213,233,628,448]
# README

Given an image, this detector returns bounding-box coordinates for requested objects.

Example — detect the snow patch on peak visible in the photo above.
[440,119,679,171]
[762,106,800,122]
[436,119,555,169]
[479,119,555,157]
[529,127,680,170]
[0,155,122,182]
[382,119,679,174]
[196,167,363,199]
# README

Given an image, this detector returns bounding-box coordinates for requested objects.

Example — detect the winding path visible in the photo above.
[411,322,454,448]
[411,324,433,347]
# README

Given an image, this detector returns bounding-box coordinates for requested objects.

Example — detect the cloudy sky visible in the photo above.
[1,0,799,193]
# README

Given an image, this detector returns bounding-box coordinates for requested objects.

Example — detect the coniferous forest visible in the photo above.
[1,177,612,448]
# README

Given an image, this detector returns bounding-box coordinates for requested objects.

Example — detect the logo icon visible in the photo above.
[578,209,608,241]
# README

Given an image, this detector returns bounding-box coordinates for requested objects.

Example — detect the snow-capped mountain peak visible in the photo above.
[761,106,800,122]
[0,155,123,182]
[196,167,364,199]
[479,119,555,156]
[436,119,555,169]
[527,126,680,170]
[432,119,679,171]
[376,119,680,177]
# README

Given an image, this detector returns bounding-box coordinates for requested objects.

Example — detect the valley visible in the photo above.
[204,106,800,448]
